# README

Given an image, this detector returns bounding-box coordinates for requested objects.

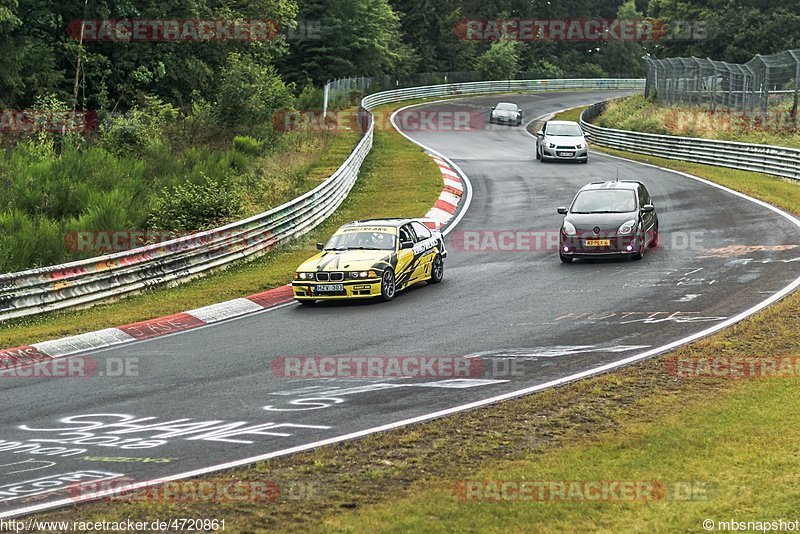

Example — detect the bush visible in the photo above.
[475,40,521,80]
[233,136,264,156]
[147,174,242,232]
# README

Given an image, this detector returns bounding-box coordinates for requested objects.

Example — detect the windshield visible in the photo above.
[571,190,636,214]
[324,230,396,251]
[495,103,517,111]
[546,123,583,136]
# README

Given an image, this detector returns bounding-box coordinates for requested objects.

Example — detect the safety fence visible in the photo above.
[581,100,800,181]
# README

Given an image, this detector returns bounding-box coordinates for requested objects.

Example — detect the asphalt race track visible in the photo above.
[2,90,800,518]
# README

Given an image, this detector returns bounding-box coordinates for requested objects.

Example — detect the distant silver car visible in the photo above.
[489,102,522,126]
[536,120,589,163]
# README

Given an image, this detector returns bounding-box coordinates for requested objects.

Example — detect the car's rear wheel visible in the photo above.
[560,253,573,263]
[430,255,444,283]
[380,269,396,301]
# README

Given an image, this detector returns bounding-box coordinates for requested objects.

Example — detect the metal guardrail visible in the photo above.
[0,79,644,321]
[580,101,800,182]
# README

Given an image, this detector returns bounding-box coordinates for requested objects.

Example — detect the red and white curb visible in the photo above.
[0,158,468,367]
[423,155,464,230]
[0,285,295,367]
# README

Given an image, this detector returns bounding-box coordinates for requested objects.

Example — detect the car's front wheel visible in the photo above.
[631,233,645,260]
[429,255,444,283]
[560,253,573,263]
[380,269,396,301]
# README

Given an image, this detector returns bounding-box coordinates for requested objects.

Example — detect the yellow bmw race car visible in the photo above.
[292,218,447,304]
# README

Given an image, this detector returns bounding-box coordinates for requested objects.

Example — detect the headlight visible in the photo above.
[576,143,584,149]
[349,270,377,279]
[295,272,314,280]
[562,221,577,236]
[617,220,637,235]
[548,142,556,148]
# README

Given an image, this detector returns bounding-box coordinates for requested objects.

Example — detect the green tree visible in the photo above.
[475,39,521,80]
[284,0,414,83]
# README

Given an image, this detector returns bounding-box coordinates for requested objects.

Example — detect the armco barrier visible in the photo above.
[0,79,644,321]
[580,101,800,182]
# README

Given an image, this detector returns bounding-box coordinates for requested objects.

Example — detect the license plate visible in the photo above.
[315,284,344,292]
[585,239,610,247]
[558,151,574,157]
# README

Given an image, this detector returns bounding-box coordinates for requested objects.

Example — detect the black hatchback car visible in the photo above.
[557,180,659,263]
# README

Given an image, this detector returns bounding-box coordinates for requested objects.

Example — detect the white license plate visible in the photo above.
[558,151,574,157]
[315,284,344,292]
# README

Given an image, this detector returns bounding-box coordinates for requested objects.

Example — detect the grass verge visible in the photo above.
[31,103,800,532]
[0,104,442,349]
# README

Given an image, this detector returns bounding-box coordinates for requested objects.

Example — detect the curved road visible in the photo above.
[2,90,800,517]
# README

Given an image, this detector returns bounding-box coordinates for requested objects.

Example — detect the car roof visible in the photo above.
[581,180,642,191]
[344,218,415,228]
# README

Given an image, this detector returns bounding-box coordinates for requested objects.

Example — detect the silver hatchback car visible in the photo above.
[536,120,589,163]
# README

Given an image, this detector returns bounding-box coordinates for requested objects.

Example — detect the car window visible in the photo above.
[571,190,637,214]
[640,184,652,205]
[546,123,583,136]
[399,225,415,245]
[324,230,396,251]
[638,186,647,208]
[411,222,432,242]
[495,103,517,111]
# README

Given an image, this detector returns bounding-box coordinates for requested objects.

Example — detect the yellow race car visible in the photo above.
[292,218,447,304]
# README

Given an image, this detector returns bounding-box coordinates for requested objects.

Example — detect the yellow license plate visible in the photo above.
[585,239,610,247]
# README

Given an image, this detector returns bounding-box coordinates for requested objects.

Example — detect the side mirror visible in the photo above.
[401,241,414,250]
[316,243,325,250]
[641,204,655,213]
[536,130,544,137]
[491,106,495,110]
[583,132,591,138]
[557,207,568,215]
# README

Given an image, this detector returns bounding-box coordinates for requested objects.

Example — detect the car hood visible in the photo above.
[492,110,518,118]
[297,249,394,272]
[544,135,585,145]
[564,212,637,236]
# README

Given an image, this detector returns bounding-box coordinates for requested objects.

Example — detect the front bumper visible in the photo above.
[292,278,382,300]
[560,235,640,257]
[542,146,588,161]
[491,115,520,125]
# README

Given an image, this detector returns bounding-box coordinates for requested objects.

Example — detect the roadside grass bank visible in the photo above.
[595,94,800,149]
[0,103,442,349]
[29,102,800,532]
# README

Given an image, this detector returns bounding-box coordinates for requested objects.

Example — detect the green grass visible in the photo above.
[595,94,800,148]
[28,98,800,533]
[0,103,442,350]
